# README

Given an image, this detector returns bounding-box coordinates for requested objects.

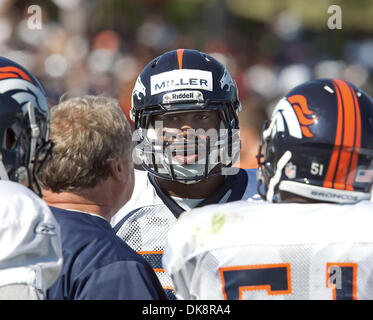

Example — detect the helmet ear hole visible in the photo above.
[4,128,16,149]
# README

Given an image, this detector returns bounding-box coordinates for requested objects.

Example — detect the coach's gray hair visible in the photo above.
[39,95,132,193]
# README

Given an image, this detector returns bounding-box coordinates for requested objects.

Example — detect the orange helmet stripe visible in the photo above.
[324,79,361,190]
[346,85,361,189]
[176,48,184,69]
[324,81,344,188]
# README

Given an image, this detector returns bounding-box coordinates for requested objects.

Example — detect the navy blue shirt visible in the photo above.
[47,206,167,300]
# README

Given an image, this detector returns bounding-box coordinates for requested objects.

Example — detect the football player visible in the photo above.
[163,78,373,300]
[112,49,262,298]
[0,57,53,196]
[0,57,62,299]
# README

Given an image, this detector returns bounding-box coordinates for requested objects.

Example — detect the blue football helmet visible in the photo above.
[130,49,242,183]
[257,78,373,203]
[0,57,53,196]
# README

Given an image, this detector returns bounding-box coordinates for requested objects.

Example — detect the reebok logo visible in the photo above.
[35,222,58,236]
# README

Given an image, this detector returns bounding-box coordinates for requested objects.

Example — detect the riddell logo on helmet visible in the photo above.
[162,90,204,104]
[173,92,193,99]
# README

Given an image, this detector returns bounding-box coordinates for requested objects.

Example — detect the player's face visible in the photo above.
[152,110,221,165]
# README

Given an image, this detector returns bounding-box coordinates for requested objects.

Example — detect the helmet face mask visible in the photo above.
[131,49,241,183]
[0,57,53,196]
[136,107,240,183]
[257,78,373,204]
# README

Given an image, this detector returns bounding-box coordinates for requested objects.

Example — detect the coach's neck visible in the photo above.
[43,178,126,223]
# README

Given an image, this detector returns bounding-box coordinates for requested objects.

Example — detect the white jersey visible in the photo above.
[0,181,62,299]
[163,200,373,300]
[112,168,262,299]
[111,168,262,225]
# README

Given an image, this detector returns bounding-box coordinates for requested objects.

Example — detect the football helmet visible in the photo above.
[257,78,373,203]
[131,49,241,183]
[0,57,53,196]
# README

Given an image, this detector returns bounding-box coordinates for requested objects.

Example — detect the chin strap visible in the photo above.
[27,102,40,166]
[266,150,292,202]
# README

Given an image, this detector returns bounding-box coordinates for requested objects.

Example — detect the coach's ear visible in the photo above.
[108,156,127,182]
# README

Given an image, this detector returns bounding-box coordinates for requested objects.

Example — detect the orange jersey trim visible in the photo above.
[137,250,164,255]
[219,263,292,299]
[326,262,357,300]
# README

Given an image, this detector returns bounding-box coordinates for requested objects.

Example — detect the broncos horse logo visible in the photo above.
[268,94,317,140]
[0,66,49,118]
[287,95,317,138]
[132,76,146,101]
[219,69,234,92]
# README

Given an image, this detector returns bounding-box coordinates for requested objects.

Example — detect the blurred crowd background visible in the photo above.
[2,0,373,168]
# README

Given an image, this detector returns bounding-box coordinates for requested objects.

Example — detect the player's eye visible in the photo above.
[195,113,209,120]
[153,114,180,122]
[168,115,180,121]
[4,128,16,149]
